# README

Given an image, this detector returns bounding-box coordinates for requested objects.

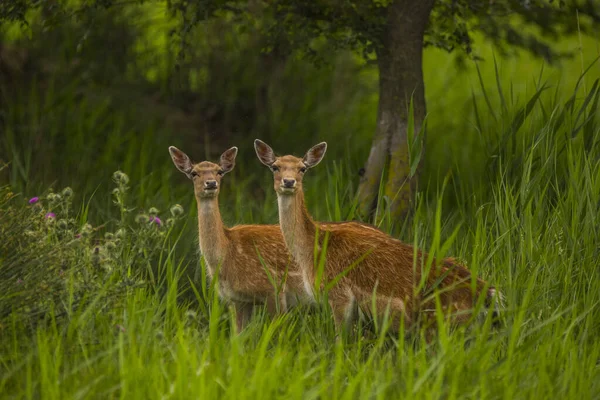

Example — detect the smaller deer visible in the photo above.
[254,139,501,337]
[169,145,310,332]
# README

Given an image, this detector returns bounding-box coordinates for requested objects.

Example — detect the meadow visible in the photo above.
[1,14,600,399]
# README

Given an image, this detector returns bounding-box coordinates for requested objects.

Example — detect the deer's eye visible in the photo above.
[299,167,307,173]
[271,166,280,172]
[217,170,224,176]
[190,171,198,178]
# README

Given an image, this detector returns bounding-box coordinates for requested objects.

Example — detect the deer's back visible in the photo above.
[317,222,486,311]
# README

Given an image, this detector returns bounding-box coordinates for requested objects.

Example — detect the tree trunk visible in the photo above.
[356,0,434,223]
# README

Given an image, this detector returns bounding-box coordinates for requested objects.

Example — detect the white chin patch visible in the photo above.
[201,189,217,197]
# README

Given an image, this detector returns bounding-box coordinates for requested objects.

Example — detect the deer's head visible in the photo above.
[254,139,327,195]
[169,146,238,199]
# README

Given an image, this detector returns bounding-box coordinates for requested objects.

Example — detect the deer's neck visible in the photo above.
[277,191,317,278]
[196,196,229,275]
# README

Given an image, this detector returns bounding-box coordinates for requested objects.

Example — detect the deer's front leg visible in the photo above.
[328,287,357,340]
[265,291,288,316]
[233,301,254,333]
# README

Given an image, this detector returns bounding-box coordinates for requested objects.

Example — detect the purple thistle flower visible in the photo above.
[28,197,39,204]
[149,216,162,226]
[75,234,82,239]
[45,212,56,219]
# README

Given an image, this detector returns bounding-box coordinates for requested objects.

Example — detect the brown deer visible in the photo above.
[254,139,501,337]
[169,145,311,332]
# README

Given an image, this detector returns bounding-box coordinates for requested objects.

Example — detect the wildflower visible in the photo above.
[28,197,39,204]
[115,324,126,333]
[149,216,162,226]
[47,194,61,208]
[149,207,159,216]
[170,204,184,217]
[45,212,56,219]
[81,224,93,237]
[57,219,68,230]
[112,171,130,185]
[16,278,23,285]
[62,187,73,198]
[75,233,82,239]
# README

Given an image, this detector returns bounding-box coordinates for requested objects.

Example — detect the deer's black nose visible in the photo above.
[283,179,296,188]
[205,180,217,189]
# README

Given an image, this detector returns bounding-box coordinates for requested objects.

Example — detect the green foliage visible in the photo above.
[428,0,600,62]
[0,169,187,331]
[3,0,599,65]
[162,0,600,66]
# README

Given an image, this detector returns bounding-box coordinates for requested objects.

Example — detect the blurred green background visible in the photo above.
[2,2,598,226]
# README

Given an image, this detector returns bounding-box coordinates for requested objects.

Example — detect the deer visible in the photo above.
[254,139,501,338]
[169,145,312,332]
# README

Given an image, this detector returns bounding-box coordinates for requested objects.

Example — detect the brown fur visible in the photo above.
[255,139,499,336]
[169,146,311,332]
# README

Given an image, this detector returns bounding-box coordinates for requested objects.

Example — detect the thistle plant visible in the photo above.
[0,170,185,330]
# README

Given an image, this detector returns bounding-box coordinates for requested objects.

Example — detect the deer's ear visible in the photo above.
[302,142,327,168]
[219,146,238,174]
[254,139,276,167]
[169,146,193,175]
